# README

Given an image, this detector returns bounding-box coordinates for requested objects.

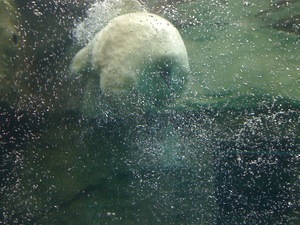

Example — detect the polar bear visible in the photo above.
[71,11,189,116]
[0,0,20,103]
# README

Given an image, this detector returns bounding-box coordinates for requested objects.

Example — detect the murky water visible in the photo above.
[1,0,300,224]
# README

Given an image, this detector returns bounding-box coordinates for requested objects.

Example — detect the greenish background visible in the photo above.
[1,0,299,224]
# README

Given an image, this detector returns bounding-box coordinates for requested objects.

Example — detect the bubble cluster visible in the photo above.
[73,0,126,46]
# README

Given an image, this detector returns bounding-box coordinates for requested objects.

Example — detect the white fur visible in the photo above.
[71,12,189,115]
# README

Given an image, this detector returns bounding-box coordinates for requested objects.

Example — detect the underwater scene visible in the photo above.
[1,0,300,224]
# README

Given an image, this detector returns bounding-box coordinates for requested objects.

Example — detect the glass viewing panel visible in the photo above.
[1,0,299,224]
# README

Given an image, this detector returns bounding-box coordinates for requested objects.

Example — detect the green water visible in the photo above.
[1,105,299,224]
[1,0,300,224]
